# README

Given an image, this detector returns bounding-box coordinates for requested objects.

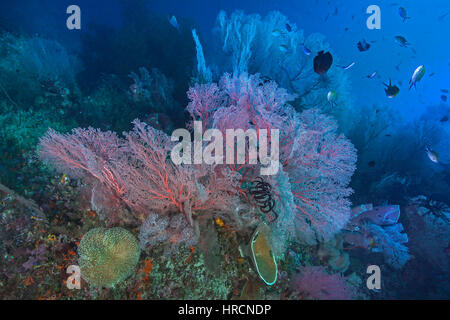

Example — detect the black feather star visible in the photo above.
[248,177,278,222]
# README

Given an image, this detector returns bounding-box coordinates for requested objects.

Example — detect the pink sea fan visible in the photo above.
[186,73,357,244]
[38,120,240,226]
[186,82,226,131]
[38,127,126,198]
[286,109,357,244]
[291,266,356,300]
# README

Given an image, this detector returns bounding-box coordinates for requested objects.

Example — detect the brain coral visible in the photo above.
[78,227,140,288]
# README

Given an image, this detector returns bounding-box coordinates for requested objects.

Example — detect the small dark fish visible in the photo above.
[438,11,450,21]
[395,35,409,47]
[442,95,448,102]
[429,72,435,77]
[357,39,371,52]
[440,115,449,122]
[285,23,292,32]
[260,75,272,83]
[385,134,392,137]
[344,27,349,32]
[398,7,410,22]
[333,7,338,16]
[384,79,400,98]
[441,89,449,93]
[368,161,376,167]
[313,51,333,74]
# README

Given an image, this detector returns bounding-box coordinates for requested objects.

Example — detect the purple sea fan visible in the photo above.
[291,266,356,300]
[285,108,357,245]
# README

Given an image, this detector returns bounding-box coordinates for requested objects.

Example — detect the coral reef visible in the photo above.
[343,204,411,269]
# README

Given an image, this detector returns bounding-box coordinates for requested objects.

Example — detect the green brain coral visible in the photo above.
[78,227,140,288]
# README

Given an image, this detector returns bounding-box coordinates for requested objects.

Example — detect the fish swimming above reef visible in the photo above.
[279,44,288,52]
[409,65,425,89]
[357,39,371,51]
[271,29,283,37]
[383,80,400,98]
[426,147,439,163]
[301,43,311,55]
[313,51,333,74]
[398,7,410,22]
[337,61,355,70]
[285,23,292,32]
[327,90,338,106]
[366,71,377,79]
[395,35,410,47]
[441,95,448,102]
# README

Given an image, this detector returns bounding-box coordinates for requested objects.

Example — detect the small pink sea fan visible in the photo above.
[291,266,356,300]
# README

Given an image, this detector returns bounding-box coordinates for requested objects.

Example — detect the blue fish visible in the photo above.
[301,43,311,55]
[366,71,377,79]
[285,23,292,32]
[168,15,180,30]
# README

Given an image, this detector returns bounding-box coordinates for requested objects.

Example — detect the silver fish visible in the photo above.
[366,71,377,79]
[337,62,355,70]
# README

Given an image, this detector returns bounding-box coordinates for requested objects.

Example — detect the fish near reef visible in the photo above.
[409,65,425,90]
[383,80,400,98]
[395,35,409,47]
[357,39,370,52]
[426,147,439,163]
[327,90,338,106]
[301,43,311,55]
[398,7,410,22]
[313,51,333,74]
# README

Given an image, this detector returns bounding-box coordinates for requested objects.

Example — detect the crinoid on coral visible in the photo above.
[186,72,357,245]
[39,71,356,254]
[78,227,140,288]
